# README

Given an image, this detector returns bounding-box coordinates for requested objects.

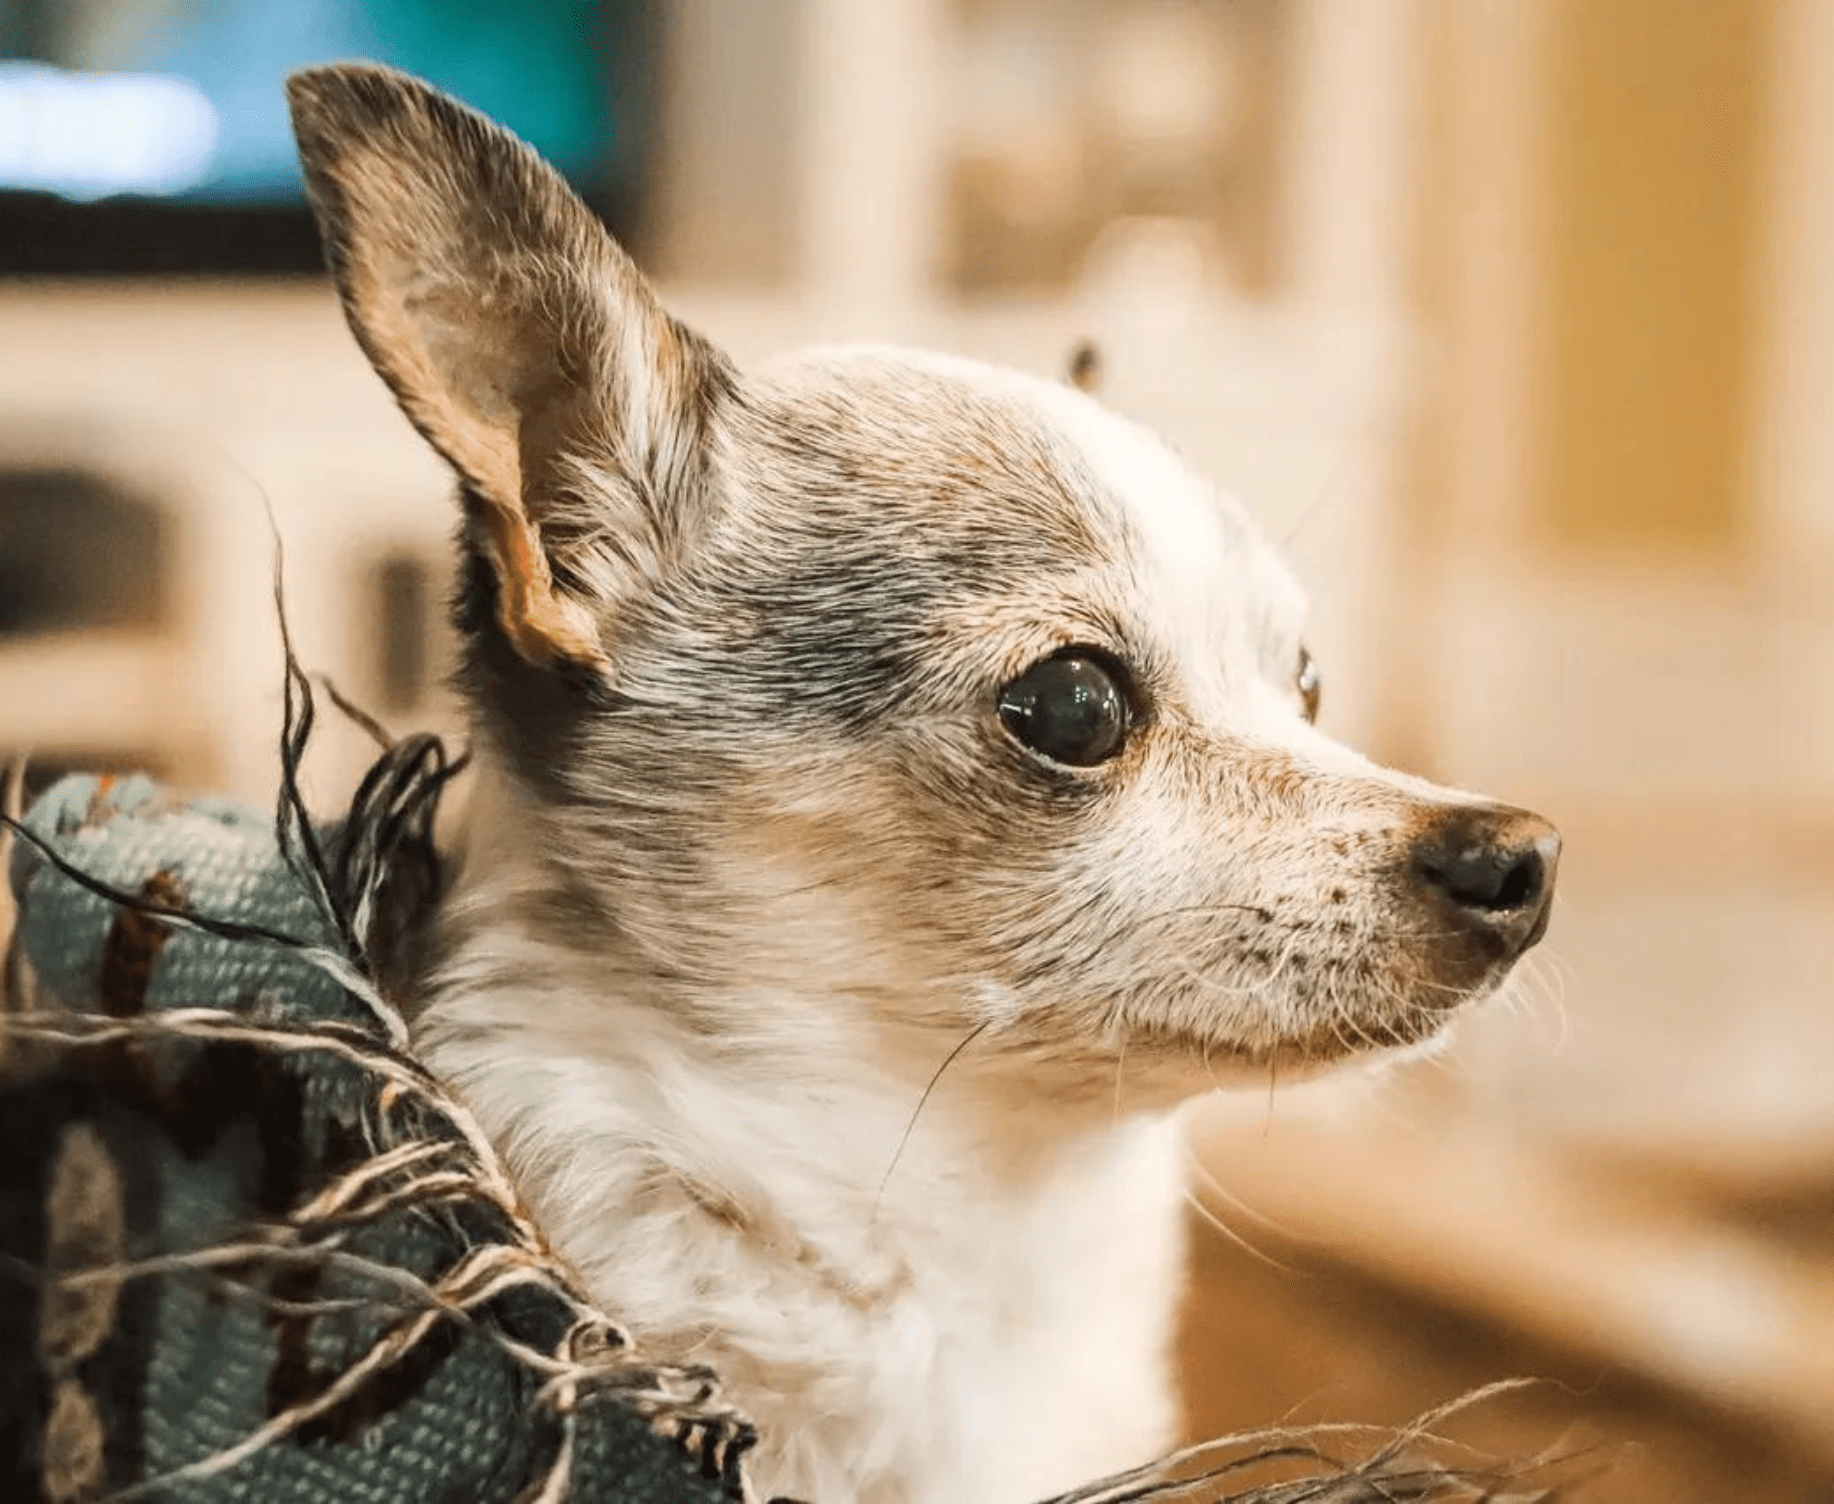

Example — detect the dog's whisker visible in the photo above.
[1261,1058,1281,1136]
[1513,948,1577,1056]
[1199,1035,1222,1094]
[1112,1033,1130,1126]
[1180,1191,1300,1276]
[1160,954,1274,1002]
[872,1019,992,1226]
[1179,1154,1305,1277]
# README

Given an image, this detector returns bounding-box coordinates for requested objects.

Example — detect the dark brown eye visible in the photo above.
[998,650,1131,766]
[1296,646,1322,723]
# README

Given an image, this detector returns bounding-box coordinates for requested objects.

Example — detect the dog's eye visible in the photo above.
[998,651,1131,767]
[1296,646,1322,723]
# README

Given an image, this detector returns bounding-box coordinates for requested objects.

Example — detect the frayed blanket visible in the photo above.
[2,749,757,1504]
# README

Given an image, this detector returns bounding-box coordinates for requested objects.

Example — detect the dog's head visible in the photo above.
[289,66,1557,1102]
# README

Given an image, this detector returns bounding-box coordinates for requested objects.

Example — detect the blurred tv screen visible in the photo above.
[0,0,654,274]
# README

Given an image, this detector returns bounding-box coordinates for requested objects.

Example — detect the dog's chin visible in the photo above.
[1247,1010,1459,1078]
[1223,959,1541,1083]
[1108,973,1516,1100]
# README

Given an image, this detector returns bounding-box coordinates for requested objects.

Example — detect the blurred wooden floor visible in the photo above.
[1177,1153,1834,1503]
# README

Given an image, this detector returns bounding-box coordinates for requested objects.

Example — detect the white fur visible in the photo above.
[427,768,1188,1504]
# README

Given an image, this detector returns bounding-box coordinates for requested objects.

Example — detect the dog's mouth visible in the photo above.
[1255,998,1465,1068]
[1242,933,1547,1072]
[1106,944,1535,1089]
[1203,1008,1451,1077]
[1098,996,1451,1094]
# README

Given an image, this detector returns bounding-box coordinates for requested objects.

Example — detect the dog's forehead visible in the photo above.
[971,356,1308,666]
[743,346,1304,665]
[744,346,1128,564]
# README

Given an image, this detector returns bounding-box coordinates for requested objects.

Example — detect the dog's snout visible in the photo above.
[1415,807,1560,959]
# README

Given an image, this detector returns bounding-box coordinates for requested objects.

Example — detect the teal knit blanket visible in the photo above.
[2,756,758,1504]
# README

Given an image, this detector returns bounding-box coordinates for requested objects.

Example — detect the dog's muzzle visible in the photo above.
[1412,805,1561,964]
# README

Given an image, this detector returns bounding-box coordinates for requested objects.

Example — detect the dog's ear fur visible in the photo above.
[287,63,732,672]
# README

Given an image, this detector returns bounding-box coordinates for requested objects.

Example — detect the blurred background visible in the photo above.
[1,2,1829,1497]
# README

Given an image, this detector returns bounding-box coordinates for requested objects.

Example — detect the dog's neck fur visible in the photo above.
[422,775,1189,1504]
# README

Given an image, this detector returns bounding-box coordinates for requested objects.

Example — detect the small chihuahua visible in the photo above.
[289,65,1558,1504]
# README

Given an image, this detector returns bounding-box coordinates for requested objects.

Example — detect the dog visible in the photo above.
[287,64,1559,1504]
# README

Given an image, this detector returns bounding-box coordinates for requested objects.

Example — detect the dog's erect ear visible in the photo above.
[1064,340,1102,394]
[287,63,732,672]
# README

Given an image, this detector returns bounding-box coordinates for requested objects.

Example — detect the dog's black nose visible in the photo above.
[1415,806,1560,960]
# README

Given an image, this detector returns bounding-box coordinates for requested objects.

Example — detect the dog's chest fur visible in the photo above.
[423,882,1188,1504]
